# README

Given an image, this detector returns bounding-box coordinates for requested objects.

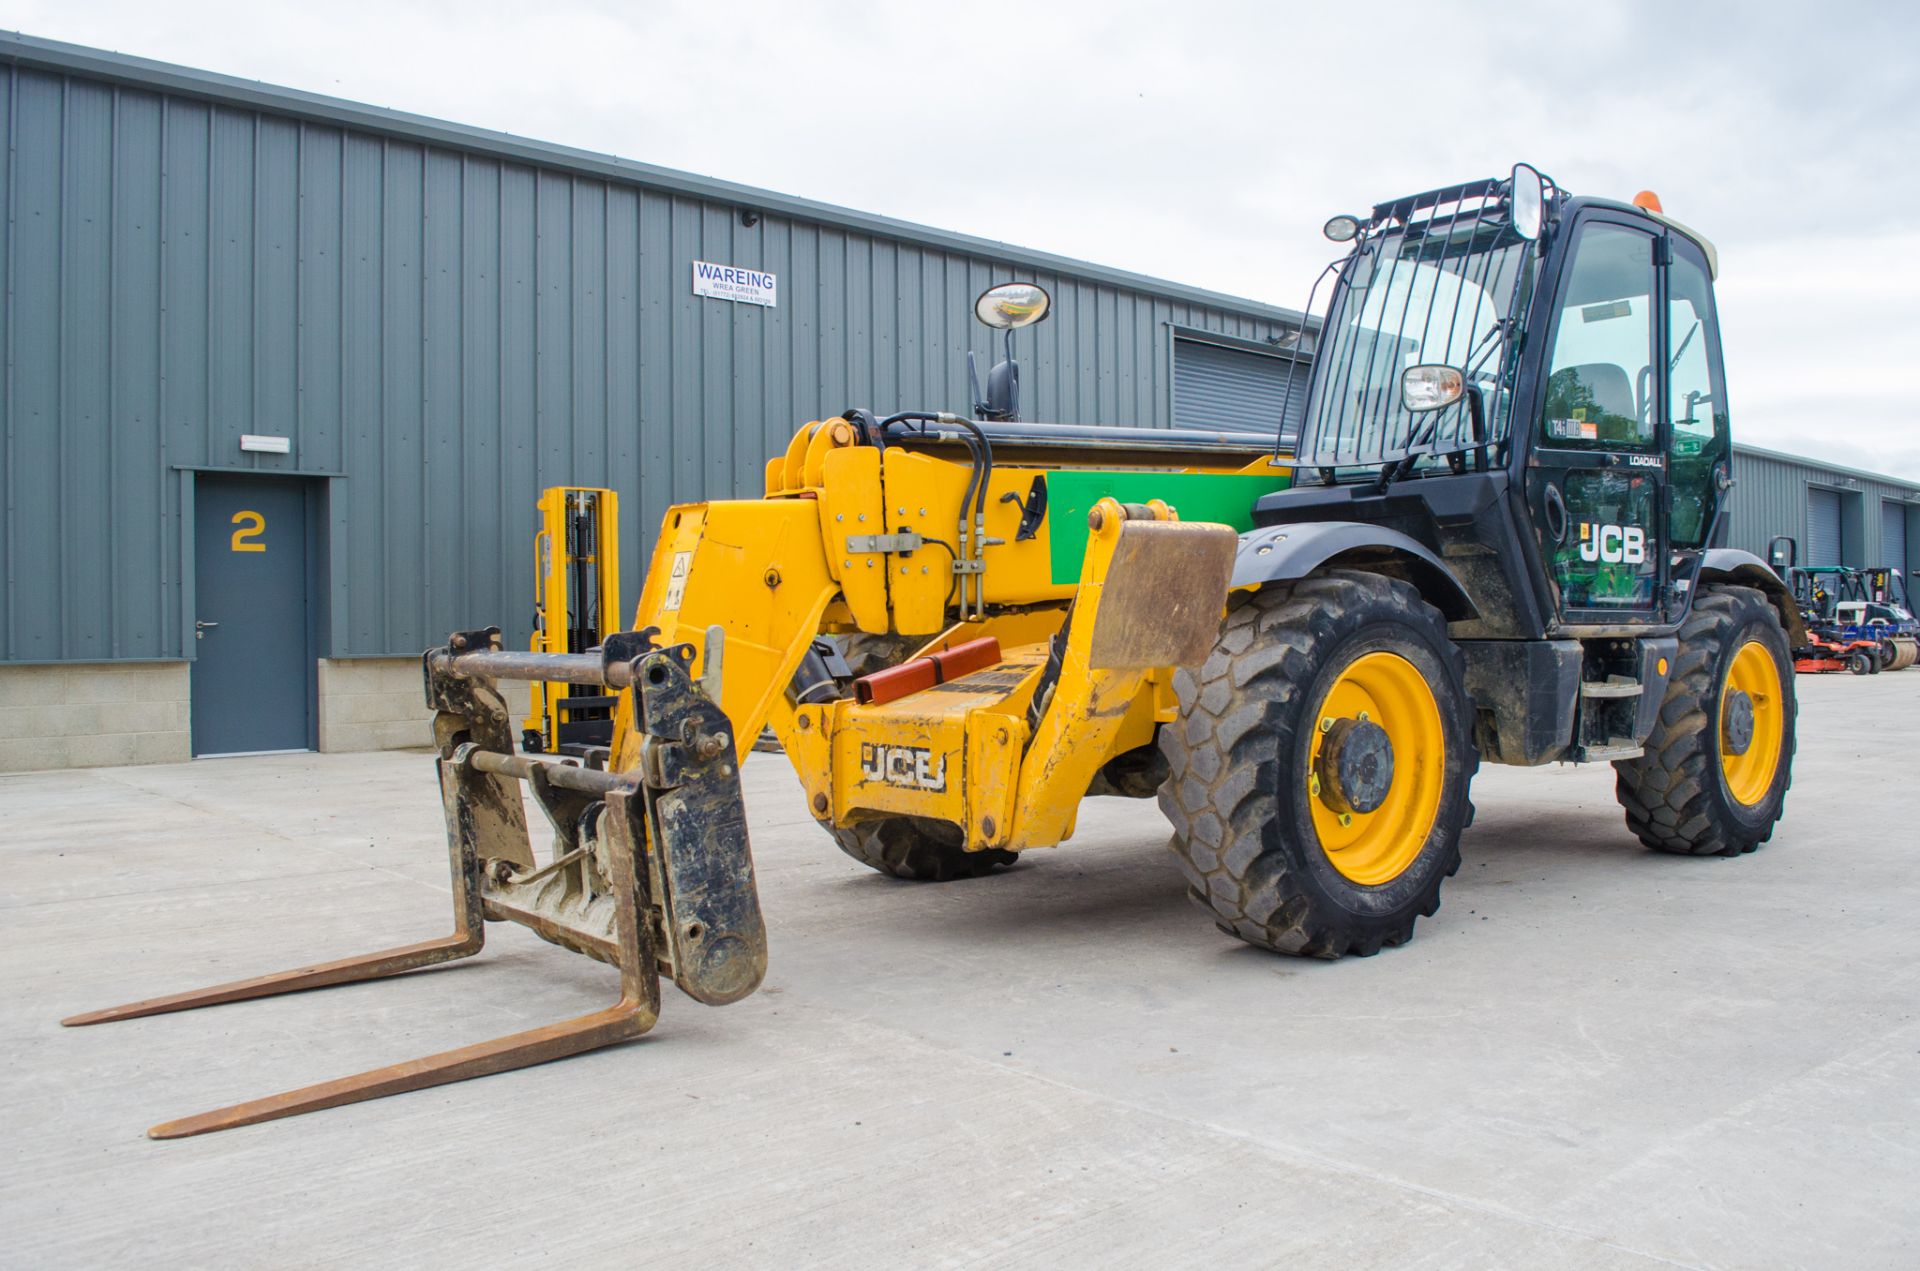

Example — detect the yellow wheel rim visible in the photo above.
[1720,640,1784,807]
[1307,651,1446,886]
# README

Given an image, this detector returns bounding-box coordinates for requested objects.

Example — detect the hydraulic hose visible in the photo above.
[879,411,995,614]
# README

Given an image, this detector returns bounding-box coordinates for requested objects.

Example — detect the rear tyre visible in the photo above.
[826,816,1018,881]
[1614,584,1794,856]
[822,633,1017,880]
[1158,571,1476,958]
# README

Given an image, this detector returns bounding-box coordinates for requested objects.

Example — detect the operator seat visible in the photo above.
[1560,362,1639,444]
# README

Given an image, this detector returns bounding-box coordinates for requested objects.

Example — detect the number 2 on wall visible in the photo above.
[230,510,266,553]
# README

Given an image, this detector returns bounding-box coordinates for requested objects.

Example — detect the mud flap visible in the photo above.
[1086,514,1238,671]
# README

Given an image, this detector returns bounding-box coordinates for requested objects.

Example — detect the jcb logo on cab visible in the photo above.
[1577,523,1646,564]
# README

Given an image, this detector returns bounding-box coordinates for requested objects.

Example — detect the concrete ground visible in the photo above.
[2,672,1916,1268]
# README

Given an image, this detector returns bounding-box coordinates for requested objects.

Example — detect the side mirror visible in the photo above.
[1509,162,1544,241]
[974,282,1052,330]
[1401,364,1464,414]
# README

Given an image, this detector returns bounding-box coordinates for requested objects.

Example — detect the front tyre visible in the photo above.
[1158,571,1477,958]
[1614,584,1795,856]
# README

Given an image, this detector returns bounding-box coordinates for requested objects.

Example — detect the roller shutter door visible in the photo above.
[1807,488,1842,565]
[1883,500,1908,576]
[1173,338,1309,444]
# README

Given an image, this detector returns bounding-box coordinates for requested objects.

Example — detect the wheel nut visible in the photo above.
[1338,812,1353,827]
[1319,717,1333,733]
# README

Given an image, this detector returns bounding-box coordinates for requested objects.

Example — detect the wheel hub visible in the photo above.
[1317,717,1395,815]
[1721,688,1754,757]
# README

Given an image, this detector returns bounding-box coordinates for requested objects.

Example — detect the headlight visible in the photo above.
[1401,365,1465,413]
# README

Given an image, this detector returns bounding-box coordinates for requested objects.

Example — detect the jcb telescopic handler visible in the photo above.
[71,164,1800,1138]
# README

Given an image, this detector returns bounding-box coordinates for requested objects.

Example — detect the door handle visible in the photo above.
[1543,484,1569,545]
[195,620,219,641]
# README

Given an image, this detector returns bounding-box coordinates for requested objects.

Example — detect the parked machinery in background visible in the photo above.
[1840,566,1920,670]
[1767,537,1914,672]
[523,487,622,755]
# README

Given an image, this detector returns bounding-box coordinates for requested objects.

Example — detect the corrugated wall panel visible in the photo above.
[0,57,1325,664]
[8,70,66,658]
[110,87,165,658]
[1726,445,1920,567]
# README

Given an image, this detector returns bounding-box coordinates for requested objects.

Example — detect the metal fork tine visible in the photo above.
[136,780,663,1138]
[146,994,653,1139]
[60,932,484,1027]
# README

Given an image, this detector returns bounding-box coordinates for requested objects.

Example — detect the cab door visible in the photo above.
[1662,235,1732,584]
[1525,215,1669,625]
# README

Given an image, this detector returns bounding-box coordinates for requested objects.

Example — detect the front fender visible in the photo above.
[1699,548,1808,645]
[1232,522,1478,621]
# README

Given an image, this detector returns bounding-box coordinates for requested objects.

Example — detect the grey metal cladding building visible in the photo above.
[2,33,1915,772]
[0,34,1307,767]
[1724,444,1920,576]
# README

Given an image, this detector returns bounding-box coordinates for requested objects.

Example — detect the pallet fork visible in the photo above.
[64,631,766,1139]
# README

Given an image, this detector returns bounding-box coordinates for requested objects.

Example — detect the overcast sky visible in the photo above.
[8,0,1918,477]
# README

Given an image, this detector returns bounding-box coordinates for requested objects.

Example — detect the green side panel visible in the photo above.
[1046,470,1291,585]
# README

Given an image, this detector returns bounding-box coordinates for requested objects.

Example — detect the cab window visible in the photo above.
[1539,223,1656,449]
[1666,246,1729,547]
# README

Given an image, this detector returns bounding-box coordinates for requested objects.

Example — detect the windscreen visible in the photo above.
[1299,215,1530,467]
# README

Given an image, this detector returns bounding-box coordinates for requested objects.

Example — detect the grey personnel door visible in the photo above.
[191,475,314,756]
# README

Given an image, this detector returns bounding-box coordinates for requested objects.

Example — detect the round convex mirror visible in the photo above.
[1510,163,1544,240]
[974,282,1052,330]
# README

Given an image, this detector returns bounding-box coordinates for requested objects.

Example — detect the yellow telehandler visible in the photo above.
[70,165,1801,1139]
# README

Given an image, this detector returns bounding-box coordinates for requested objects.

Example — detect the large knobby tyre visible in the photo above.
[1614,584,1795,856]
[1158,571,1477,958]
[827,816,1018,881]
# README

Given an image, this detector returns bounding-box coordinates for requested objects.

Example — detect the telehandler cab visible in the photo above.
[70,164,1800,1138]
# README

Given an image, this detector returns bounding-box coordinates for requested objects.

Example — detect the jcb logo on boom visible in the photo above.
[860,743,947,792]
[1578,523,1646,564]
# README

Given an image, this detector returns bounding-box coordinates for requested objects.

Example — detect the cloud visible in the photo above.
[6,0,1917,477]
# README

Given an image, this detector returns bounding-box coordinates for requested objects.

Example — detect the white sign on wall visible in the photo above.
[692,260,777,307]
